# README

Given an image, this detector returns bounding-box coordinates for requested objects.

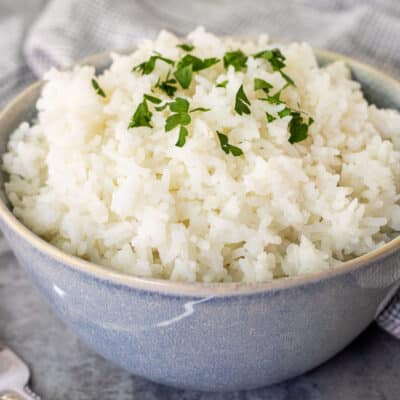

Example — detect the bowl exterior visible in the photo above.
[0,48,399,391]
[2,220,400,391]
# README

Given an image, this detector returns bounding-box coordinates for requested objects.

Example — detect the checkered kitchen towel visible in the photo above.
[1,0,400,337]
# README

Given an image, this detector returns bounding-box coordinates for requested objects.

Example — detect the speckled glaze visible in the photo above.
[0,49,399,392]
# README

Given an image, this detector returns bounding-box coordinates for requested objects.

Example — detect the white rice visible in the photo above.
[3,28,400,282]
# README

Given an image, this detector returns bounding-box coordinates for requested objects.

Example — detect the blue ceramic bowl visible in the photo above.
[0,49,399,392]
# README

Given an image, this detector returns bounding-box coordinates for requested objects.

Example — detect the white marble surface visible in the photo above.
[1,252,400,400]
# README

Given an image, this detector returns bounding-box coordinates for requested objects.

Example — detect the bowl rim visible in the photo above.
[0,47,399,296]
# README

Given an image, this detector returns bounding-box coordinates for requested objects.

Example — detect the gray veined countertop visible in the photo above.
[1,251,400,400]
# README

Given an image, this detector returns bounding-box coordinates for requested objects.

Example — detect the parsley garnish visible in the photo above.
[278,107,292,118]
[165,113,191,131]
[127,46,309,151]
[217,131,243,156]
[132,54,174,75]
[177,43,195,52]
[288,112,313,143]
[174,64,193,89]
[259,89,284,105]
[144,94,162,104]
[254,78,273,94]
[176,126,189,147]
[128,99,152,129]
[216,80,228,88]
[266,112,276,122]
[254,48,295,87]
[174,55,220,89]
[181,55,220,71]
[169,97,189,113]
[190,107,210,112]
[155,74,177,97]
[91,79,106,98]
[165,97,191,132]
[254,48,286,71]
[223,50,248,71]
[263,100,313,143]
[280,71,295,86]
[234,84,251,115]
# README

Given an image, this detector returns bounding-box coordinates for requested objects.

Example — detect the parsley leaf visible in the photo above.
[174,63,193,89]
[254,48,286,71]
[234,84,251,115]
[144,94,162,104]
[194,57,220,70]
[133,54,174,75]
[174,55,219,89]
[254,78,273,94]
[165,113,191,131]
[155,76,177,97]
[177,43,195,52]
[164,97,192,140]
[128,100,152,129]
[280,71,295,86]
[176,126,189,147]
[266,112,276,122]
[155,103,169,111]
[190,107,210,113]
[223,50,248,71]
[278,107,292,118]
[217,131,243,156]
[262,90,283,105]
[169,97,190,113]
[254,48,295,87]
[216,80,229,88]
[288,112,313,143]
[91,79,106,98]
[177,54,220,72]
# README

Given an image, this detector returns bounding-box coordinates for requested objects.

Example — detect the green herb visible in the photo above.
[234,84,251,115]
[144,94,162,104]
[288,112,313,143]
[278,107,292,118]
[223,50,248,71]
[190,107,210,113]
[174,55,220,88]
[155,75,177,97]
[217,131,243,156]
[164,98,191,132]
[132,54,174,75]
[174,63,193,89]
[254,78,273,94]
[265,90,283,105]
[254,48,286,71]
[177,43,195,52]
[216,80,229,88]
[254,48,295,87]
[169,97,190,113]
[91,79,106,98]
[128,100,152,129]
[280,71,295,86]
[155,103,169,111]
[176,126,189,147]
[177,55,220,71]
[266,112,276,122]
[165,113,191,131]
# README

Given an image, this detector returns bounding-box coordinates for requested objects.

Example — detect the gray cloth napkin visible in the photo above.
[1,0,400,338]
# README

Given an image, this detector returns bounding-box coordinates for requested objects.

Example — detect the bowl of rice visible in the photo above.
[0,28,399,391]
